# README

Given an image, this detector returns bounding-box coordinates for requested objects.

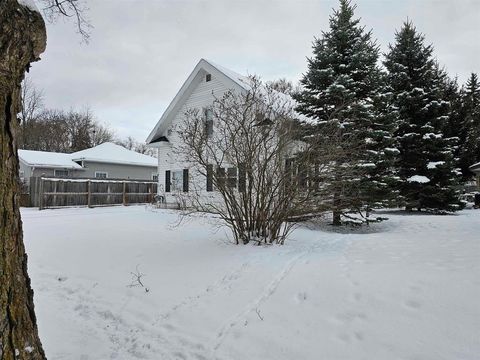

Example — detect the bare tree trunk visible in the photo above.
[1,1,47,359]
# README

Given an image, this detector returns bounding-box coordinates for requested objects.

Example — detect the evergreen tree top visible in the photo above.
[465,73,479,108]
[295,0,380,123]
[384,21,436,87]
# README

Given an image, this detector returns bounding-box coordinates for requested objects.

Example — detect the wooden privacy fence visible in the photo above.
[30,177,157,210]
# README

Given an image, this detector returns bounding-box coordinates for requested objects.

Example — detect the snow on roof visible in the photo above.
[71,142,157,167]
[146,59,313,144]
[19,150,83,169]
[203,59,312,124]
[407,175,430,183]
[203,59,251,91]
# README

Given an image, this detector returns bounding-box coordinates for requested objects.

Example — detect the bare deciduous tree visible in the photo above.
[41,0,92,41]
[19,76,45,148]
[20,107,115,152]
[116,136,157,157]
[175,78,341,245]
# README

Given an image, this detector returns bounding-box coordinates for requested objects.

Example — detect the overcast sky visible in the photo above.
[28,0,480,142]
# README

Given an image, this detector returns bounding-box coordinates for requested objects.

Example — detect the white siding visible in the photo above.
[157,71,234,202]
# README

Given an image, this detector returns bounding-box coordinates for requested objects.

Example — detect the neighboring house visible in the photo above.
[469,162,480,190]
[19,142,158,185]
[70,142,158,180]
[18,150,85,184]
[145,58,299,203]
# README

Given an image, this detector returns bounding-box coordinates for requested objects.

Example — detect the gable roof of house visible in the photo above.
[71,142,157,167]
[18,150,84,169]
[146,59,249,144]
[146,58,310,145]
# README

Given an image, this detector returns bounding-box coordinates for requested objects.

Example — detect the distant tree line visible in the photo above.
[19,77,156,156]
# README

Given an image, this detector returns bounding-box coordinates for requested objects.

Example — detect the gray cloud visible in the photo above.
[29,0,480,142]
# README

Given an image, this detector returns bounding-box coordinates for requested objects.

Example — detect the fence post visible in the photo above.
[123,181,127,206]
[39,178,44,210]
[87,180,92,208]
[53,180,58,207]
[149,183,154,203]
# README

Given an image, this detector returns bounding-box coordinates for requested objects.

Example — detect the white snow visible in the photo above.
[21,206,480,360]
[407,175,430,183]
[423,133,443,140]
[18,150,83,169]
[384,147,400,153]
[427,161,445,169]
[17,0,40,12]
[71,142,157,167]
[19,143,157,169]
[469,161,480,170]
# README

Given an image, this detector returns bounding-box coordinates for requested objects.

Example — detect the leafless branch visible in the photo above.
[40,0,92,42]
[127,265,149,293]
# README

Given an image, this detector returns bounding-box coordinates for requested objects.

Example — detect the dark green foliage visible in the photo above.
[460,73,480,178]
[384,21,462,212]
[294,0,397,224]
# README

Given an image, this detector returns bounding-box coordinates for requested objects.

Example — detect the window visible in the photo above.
[19,170,25,179]
[95,171,108,179]
[171,170,183,191]
[152,173,159,181]
[206,73,212,82]
[215,167,237,189]
[216,166,226,188]
[205,108,213,137]
[54,169,69,177]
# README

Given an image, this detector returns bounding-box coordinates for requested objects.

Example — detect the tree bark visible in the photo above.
[1,1,47,359]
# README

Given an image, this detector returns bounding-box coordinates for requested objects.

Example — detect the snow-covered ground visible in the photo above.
[22,206,480,360]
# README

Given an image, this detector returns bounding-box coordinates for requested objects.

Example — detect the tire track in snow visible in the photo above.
[211,244,319,353]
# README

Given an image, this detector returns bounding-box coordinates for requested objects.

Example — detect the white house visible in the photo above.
[145,59,303,205]
[19,142,158,184]
[145,59,256,201]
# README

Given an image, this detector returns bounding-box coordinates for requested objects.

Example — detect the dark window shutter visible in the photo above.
[298,164,307,189]
[206,164,213,192]
[165,170,171,193]
[183,169,189,192]
[285,158,293,186]
[238,163,246,192]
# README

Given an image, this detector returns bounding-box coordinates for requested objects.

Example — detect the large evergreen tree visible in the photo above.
[294,0,394,224]
[384,21,462,212]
